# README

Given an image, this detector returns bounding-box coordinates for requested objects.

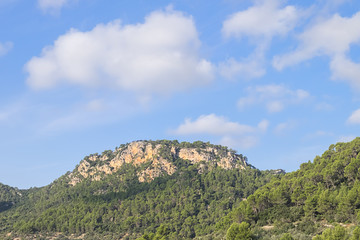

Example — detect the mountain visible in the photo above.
[222,137,360,239]
[5,138,360,239]
[0,140,280,239]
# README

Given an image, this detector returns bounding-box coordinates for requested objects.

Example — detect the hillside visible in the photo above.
[8,138,360,239]
[0,140,280,239]
[0,183,22,212]
[222,137,360,239]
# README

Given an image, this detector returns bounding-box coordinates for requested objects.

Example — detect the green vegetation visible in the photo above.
[3,138,360,239]
[0,183,23,213]
[0,140,276,239]
[4,166,275,239]
[221,137,360,239]
[226,222,253,240]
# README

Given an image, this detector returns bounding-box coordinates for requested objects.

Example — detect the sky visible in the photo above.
[1,0,360,189]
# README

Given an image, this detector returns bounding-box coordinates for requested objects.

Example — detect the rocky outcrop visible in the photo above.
[178,147,245,170]
[68,140,247,185]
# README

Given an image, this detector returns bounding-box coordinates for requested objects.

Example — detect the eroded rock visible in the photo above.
[68,140,247,185]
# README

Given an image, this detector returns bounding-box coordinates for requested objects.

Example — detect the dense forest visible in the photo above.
[220,138,360,239]
[1,139,360,239]
[0,140,279,239]
[0,183,22,214]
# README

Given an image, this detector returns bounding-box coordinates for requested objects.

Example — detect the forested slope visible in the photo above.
[7,137,360,239]
[0,140,280,239]
[223,137,360,239]
[0,183,22,212]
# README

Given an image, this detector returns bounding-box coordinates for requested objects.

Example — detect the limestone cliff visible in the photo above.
[68,140,248,185]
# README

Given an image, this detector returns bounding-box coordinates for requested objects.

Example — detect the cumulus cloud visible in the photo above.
[273,12,360,89]
[25,9,214,95]
[173,114,267,135]
[220,0,300,80]
[38,0,75,14]
[237,84,309,113]
[330,55,360,89]
[0,41,13,56]
[222,0,299,40]
[171,114,268,149]
[347,108,360,124]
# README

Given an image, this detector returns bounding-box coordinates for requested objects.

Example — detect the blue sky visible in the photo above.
[1,0,360,189]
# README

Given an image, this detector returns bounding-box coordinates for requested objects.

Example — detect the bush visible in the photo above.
[226,222,253,240]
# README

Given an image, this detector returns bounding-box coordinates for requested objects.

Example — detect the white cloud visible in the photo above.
[222,0,299,40]
[273,12,360,89]
[237,84,310,113]
[173,114,265,135]
[273,12,360,68]
[347,108,360,124]
[330,55,360,89]
[25,9,214,95]
[0,41,13,56]
[218,56,266,80]
[220,0,300,81]
[171,114,268,149]
[38,0,75,14]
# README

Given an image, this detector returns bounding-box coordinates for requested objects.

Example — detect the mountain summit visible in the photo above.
[68,140,248,185]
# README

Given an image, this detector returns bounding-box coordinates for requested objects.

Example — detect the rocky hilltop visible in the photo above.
[68,140,248,185]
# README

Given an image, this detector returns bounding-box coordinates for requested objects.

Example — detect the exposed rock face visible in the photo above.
[68,140,247,185]
[178,147,245,170]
